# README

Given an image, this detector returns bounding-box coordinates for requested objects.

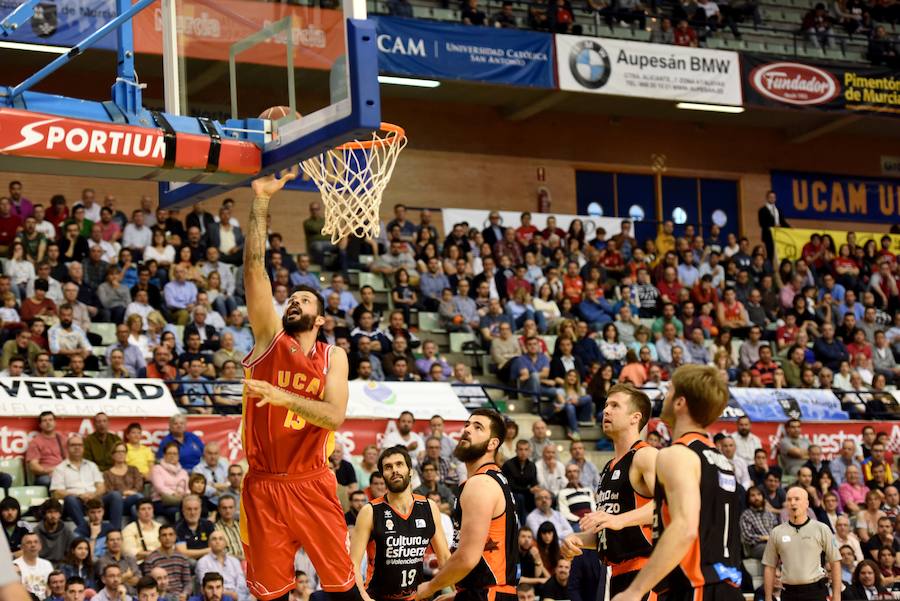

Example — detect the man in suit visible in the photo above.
[481,211,506,247]
[185,203,216,239]
[757,190,790,263]
[205,206,244,266]
[183,307,220,352]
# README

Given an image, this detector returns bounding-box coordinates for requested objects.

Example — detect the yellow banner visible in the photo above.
[772,227,900,262]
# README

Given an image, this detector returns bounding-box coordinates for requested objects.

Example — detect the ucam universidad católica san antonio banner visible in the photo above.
[555,34,742,105]
[743,54,900,116]
[373,17,555,88]
[771,170,900,223]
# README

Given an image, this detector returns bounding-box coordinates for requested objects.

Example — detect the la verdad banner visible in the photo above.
[556,34,742,105]
[441,208,625,240]
[773,226,900,262]
[648,419,900,461]
[0,378,179,417]
[770,170,900,224]
[743,54,900,116]
[374,17,555,88]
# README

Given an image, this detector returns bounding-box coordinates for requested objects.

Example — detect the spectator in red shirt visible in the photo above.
[847,328,873,366]
[515,212,539,247]
[776,313,800,352]
[657,266,683,304]
[752,345,778,387]
[673,19,699,46]
[541,216,566,241]
[691,275,719,306]
[26,410,67,487]
[0,197,22,256]
[506,265,533,299]
[494,227,523,266]
[562,261,584,305]
[599,240,626,283]
[19,279,57,323]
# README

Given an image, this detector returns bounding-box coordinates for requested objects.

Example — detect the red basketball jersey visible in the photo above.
[241,332,336,474]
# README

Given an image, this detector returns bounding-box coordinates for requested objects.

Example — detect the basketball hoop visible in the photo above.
[299,122,407,244]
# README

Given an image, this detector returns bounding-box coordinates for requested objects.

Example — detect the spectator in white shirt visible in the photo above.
[381,411,426,467]
[557,464,596,529]
[733,415,763,465]
[272,284,289,318]
[14,532,54,598]
[33,204,57,241]
[122,210,152,255]
[536,445,566,498]
[48,305,94,371]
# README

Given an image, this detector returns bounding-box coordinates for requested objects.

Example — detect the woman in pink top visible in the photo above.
[150,441,189,524]
[838,464,869,517]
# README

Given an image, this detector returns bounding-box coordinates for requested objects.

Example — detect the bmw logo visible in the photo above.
[569,40,611,90]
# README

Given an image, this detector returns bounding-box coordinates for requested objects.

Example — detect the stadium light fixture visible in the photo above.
[676,102,745,114]
[0,41,70,54]
[378,76,441,88]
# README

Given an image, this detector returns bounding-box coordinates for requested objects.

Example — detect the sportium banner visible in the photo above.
[555,34,742,105]
[773,227,900,262]
[771,170,900,223]
[743,54,900,116]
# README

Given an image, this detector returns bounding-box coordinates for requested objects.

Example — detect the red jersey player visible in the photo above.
[240,173,364,601]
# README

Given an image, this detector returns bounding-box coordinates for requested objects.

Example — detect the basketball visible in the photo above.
[258,106,300,121]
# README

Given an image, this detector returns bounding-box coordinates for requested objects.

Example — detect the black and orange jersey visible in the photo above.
[596,440,653,574]
[365,494,435,601]
[653,432,742,596]
[452,463,519,593]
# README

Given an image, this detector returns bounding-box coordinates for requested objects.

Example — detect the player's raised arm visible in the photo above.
[244,174,296,353]
[349,503,376,601]
[415,477,496,600]
[249,345,350,430]
[613,445,700,601]
[428,498,451,566]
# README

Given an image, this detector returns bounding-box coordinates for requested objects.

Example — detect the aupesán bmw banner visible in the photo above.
[373,17,555,88]
[555,34,742,105]
[742,54,900,117]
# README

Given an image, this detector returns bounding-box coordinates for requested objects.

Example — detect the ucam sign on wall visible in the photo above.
[556,34,742,105]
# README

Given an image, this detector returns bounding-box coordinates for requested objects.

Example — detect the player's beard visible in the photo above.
[453,437,490,463]
[283,312,317,335]
[386,472,411,494]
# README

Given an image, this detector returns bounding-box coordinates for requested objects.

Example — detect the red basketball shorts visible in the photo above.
[240,465,356,600]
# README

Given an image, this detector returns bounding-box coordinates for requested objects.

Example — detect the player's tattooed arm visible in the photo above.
[244,173,296,349]
[246,346,350,430]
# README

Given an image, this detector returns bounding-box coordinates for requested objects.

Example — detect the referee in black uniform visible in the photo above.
[762,485,841,601]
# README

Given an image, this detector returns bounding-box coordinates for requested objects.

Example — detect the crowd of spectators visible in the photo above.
[8,412,249,601]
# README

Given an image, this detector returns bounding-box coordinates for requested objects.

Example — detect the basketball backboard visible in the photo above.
[153,0,382,208]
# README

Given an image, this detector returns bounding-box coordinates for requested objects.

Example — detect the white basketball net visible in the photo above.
[299,125,407,244]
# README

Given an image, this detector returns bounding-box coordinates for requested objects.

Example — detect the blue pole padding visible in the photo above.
[0,0,42,38]
[8,0,158,99]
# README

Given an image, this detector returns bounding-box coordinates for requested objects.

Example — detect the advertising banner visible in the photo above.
[555,34,742,105]
[0,377,179,417]
[772,226,900,262]
[374,17,555,88]
[770,169,900,223]
[0,0,345,70]
[648,419,900,461]
[0,415,465,464]
[441,208,625,240]
[743,54,900,116]
[346,380,470,421]
[729,388,848,421]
